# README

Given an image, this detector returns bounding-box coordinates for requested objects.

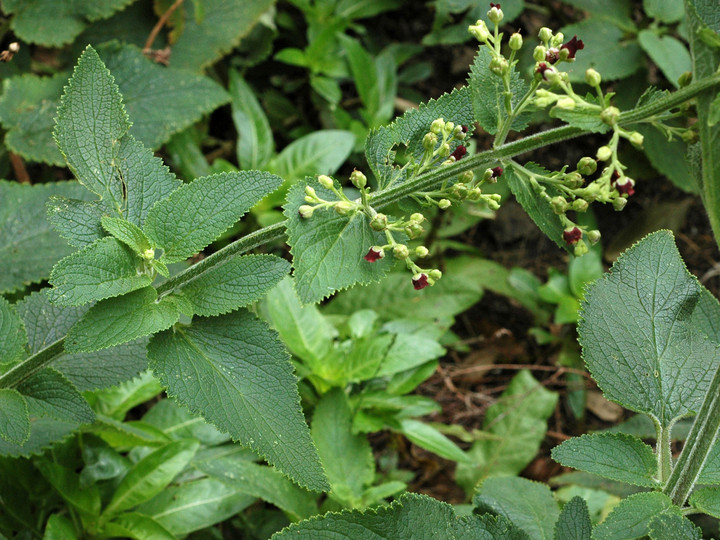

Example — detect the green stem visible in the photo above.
[0,339,65,389]
[657,423,673,484]
[494,80,540,147]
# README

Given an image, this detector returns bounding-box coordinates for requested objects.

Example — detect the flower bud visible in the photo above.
[415,246,429,257]
[550,196,568,214]
[563,226,582,245]
[429,269,443,280]
[335,201,355,215]
[410,213,425,224]
[460,170,474,183]
[430,118,445,135]
[572,198,589,212]
[678,71,692,87]
[469,20,490,42]
[491,166,503,179]
[487,198,501,210]
[453,125,467,140]
[423,132,438,151]
[298,205,315,219]
[452,182,468,198]
[565,172,584,188]
[370,213,388,231]
[533,45,547,62]
[573,240,589,257]
[467,187,483,201]
[406,223,425,238]
[612,196,627,211]
[364,246,384,262]
[489,56,509,76]
[585,68,602,87]
[596,146,612,161]
[681,130,698,143]
[438,143,451,158]
[509,32,523,50]
[550,32,564,47]
[393,244,410,259]
[628,131,644,148]
[600,106,620,126]
[538,27,553,42]
[586,229,601,244]
[318,175,333,190]
[305,185,317,198]
[576,157,597,176]
[615,176,635,196]
[555,97,576,110]
[487,3,503,24]
[350,169,367,189]
[438,199,451,209]
[443,121,455,135]
[142,248,155,260]
[412,273,430,290]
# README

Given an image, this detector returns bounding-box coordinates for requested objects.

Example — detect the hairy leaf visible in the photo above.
[578,231,720,427]
[638,31,692,87]
[0,296,26,365]
[145,171,282,263]
[47,197,108,248]
[554,496,591,540]
[285,180,396,303]
[592,492,679,540]
[0,389,29,445]
[102,216,152,253]
[551,433,659,487]
[649,513,703,539]
[47,237,151,306]
[18,368,94,424]
[147,309,328,492]
[181,254,290,316]
[690,485,720,519]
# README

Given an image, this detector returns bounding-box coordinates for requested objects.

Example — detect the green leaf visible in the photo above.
[103,439,199,516]
[689,486,720,518]
[0,72,67,165]
[592,492,678,540]
[102,217,152,253]
[339,34,380,120]
[102,512,175,540]
[147,309,328,492]
[47,237,152,307]
[145,171,282,263]
[638,31,692,87]
[378,333,445,377]
[54,46,130,204]
[399,419,471,463]
[365,86,473,189]
[135,478,255,536]
[559,20,643,82]
[18,368,94,424]
[473,476,559,540]
[0,180,89,294]
[468,46,531,135]
[47,198,108,248]
[3,0,135,46]
[636,126,697,194]
[551,433,659,487]
[644,0,685,23]
[229,69,274,170]
[35,460,101,518]
[550,94,610,134]
[65,287,180,353]
[0,296,26,365]
[648,513,702,540]
[0,389,29,445]
[456,370,558,492]
[273,492,512,539]
[709,92,720,127]
[180,254,290,317]
[578,231,720,427]
[166,0,275,72]
[554,496,591,540]
[312,389,374,505]
[44,514,78,540]
[196,455,317,521]
[270,130,356,183]
[142,398,230,446]
[285,180,397,303]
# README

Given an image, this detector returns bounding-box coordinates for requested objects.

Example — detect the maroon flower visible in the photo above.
[545,47,560,64]
[412,273,430,290]
[491,166,503,178]
[563,226,582,245]
[561,36,585,60]
[364,247,384,262]
[615,177,635,197]
[490,2,501,8]
[535,62,556,81]
[450,145,467,161]
[461,125,469,133]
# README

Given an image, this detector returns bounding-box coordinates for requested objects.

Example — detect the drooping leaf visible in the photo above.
[365,86,473,189]
[399,419,471,463]
[65,286,180,353]
[0,296,26,365]
[648,513,702,540]
[285,180,396,303]
[592,492,679,540]
[147,309,328,492]
[180,254,290,316]
[578,231,720,428]
[229,69,274,170]
[0,389,29,445]
[0,180,89,294]
[554,496,592,540]
[473,476,559,540]
[47,237,152,307]
[145,171,282,263]
[551,433,659,487]
[103,439,199,517]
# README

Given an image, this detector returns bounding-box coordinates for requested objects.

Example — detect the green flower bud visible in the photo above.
[350,169,367,189]
[305,185,317,198]
[573,240,589,257]
[550,32,564,47]
[443,121,455,135]
[565,172,584,188]
[550,196,568,214]
[489,56,509,76]
[334,201,354,215]
[453,125,466,140]
[438,143,451,158]
[438,199,451,209]
[534,96,556,108]
[585,68,602,87]
[628,131,644,148]
[572,198,589,212]
[681,130,698,143]
[487,4,503,24]
[538,27,553,42]
[587,229,601,244]
[487,198,501,211]
[577,156,597,176]
[429,269,443,280]
[678,71,692,88]
[596,146,612,161]
[460,170,474,183]
[423,132,438,151]
[406,223,424,238]
[370,213,388,231]
[415,246,429,258]
[469,20,490,42]
[509,32,523,50]
[612,196,627,211]
[318,175,333,190]
[467,187,483,201]
[533,45,547,62]
[393,244,410,259]
[298,205,315,219]
[142,248,155,260]
[452,182,468,198]
[554,97,575,110]
[410,213,425,224]
[430,118,445,135]
[600,106,620,126]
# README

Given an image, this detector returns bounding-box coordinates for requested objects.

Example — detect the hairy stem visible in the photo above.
[0,339,65,389]
[657,422,673,484]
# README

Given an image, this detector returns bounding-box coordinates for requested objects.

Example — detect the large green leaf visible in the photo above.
[553,496,591,540]
[0,296,26,365]
[147,309,328,492]
[142,398,230,446]
[18,368,94,424]
[269,130,356,182]
[637,31,692,87]
[0,181,89,294]
[285,180,396,303]
[230,69,274,170]
[35,460,101,518]
[689,485,720,518]
[592,492,679,540]
[578,231,720,428]
[102,512,175,540]
[0,389,29,445]
[145,171,282,263]
[47,198,108,248]
[648,513,702,540]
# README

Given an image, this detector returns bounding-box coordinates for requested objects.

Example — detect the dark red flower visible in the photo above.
[461,125,469,133]
[412,273,429,290]
[535,62,557,81]
[491,166,503,178]
[490,2,501,8]
[545,47,560,64]
[561,36,585,60]
[615,177,635,197]
[563,226,582,245]
[450,145,467,161]
[364,247,384,262]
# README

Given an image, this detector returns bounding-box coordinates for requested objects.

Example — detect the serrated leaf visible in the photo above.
[135,477,255,536]
[147,309,328,492]
[35,460,101,517]
[551,433,659,487]
[145,171,282,263]
[578,231,720,427]
[312,388,374,505]
[285,180,396,303]
[638,31,692,87]
[273,492,511,539]
[196,455,316,521]
[365,86,473,189]
[473,477,559,540]
[229,68,274,170]
[0,296,26,365]
[47,197,109,248]
[47,237,151,307]
[18,368,94,424]
[102,217,152,253]
[468,46,531,135]
[554,496,591,540]
[180,254,290,316]
[3,0,136,46]
[66,286,180,353]
[104,439,199,516]
[550,94,610,133]
[592,492,678,540]
[0,389,29,445]
[0,181,90,294]
[54,45,130,204]
[648,513,702,539]
[103,512,176,540]
[689,486,720,518]
[0,72,67,165]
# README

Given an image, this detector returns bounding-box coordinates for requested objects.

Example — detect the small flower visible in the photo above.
[535,62,557,82]
[596,146,612,161]
[350,169,367,189]
[545,47,560,64]
[487,3,503,24]
[364,246,385,262]
[561,35,584,60]
[461,125,469,133]
[370,213,388,231]
[412,273,430,290]
[563,226,583,245]
[491,166,503,178]
[450,145,467,161]
[614,176,635,197]
[509,32,523,51]
[298,205,314,219]
[438,199,452,209]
